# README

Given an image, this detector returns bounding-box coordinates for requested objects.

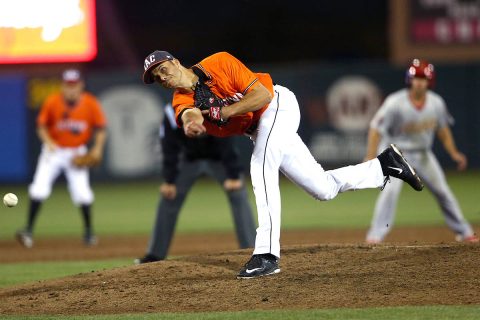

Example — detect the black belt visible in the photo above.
[399,148,427,153]
[245,121,259,136]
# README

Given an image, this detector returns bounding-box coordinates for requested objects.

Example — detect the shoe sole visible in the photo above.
[237,268,281,279]
[366,238,382,244]
[390,144,424,191]
[455,234,479,243]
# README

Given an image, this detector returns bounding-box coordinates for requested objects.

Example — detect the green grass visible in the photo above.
[1,172,480,318]
[1,171,479,239]
[0,258,131,288]
[0,305,479,319]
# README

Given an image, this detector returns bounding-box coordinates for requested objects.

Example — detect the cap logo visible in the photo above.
[144,54,156,71]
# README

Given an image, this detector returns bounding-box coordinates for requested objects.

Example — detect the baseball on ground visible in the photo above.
[3,193,18,207]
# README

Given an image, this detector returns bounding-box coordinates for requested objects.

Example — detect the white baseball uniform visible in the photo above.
[29,91,106,206]
[366,88,474,241]
[166,52,389,259]
[251,85,384,257]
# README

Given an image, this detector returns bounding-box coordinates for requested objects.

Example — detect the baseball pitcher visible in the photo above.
[16,69,107,248]
[365,59,478,244]
[142,50,423,279]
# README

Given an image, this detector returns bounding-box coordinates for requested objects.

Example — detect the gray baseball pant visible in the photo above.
[367,150,474,241]
[147,160,256,259]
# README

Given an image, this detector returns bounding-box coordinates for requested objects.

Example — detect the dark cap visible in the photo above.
[62,69,82,84]
[142,50,175,84]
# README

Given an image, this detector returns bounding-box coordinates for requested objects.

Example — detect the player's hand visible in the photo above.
[46,141,58,152]
[160,183,177,200]
[184,120,206,138]
[451,151,467,171]
[201,107,229,120]
[88,147,103,163]
[223,179,243,191]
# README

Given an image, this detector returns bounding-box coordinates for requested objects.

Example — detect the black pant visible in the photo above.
[146,160,256,259]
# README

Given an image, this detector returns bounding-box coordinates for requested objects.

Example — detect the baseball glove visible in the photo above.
[193,81,228,126]
[72,153,101,168]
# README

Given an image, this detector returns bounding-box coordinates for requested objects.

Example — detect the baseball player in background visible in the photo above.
[134,103,256,264]
[16,69,107,248]
[365,59,478,244]
[142,50,424,279]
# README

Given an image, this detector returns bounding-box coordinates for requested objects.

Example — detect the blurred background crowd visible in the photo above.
[1,0,479,182]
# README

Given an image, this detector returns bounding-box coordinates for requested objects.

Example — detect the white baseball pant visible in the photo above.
[250,85,384,258]
[29,144,94,205]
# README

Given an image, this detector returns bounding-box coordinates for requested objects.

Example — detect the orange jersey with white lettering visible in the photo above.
[37,92,107,147]
[173,52,274,137]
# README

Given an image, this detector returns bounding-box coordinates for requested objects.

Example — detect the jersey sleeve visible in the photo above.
[202,52,260,95]
[370,95,397,136]
[88,95,107,128]
[436,95,454,128]
[36,94,55,126]
[160,107,181,183]
[172,91,194,127]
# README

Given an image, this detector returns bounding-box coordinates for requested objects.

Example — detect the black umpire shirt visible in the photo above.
[161,104,244,184]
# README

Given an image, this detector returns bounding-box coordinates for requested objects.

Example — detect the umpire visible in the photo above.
[135,104,256,264]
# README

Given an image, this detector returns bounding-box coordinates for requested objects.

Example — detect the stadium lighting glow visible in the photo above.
[0,0,97,63]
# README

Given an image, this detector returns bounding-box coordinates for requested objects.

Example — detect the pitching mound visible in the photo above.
[1,243,479,316]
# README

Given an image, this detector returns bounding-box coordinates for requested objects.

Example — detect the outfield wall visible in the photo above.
[1,62,479,182]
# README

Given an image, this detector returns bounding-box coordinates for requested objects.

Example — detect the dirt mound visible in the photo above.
[1,243,479,316]
[1,225,474,263]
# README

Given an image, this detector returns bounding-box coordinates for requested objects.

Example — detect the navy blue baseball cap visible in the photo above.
[142,50,175,84]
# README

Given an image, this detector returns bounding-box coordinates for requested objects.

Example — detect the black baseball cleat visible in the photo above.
[134,254,162,265]
[237,253,280,279]
[377,144,424,191]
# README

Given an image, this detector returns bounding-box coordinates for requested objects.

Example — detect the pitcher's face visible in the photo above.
[151,60,183,89]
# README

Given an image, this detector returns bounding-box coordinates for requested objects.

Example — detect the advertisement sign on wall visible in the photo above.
[0,0,97,63]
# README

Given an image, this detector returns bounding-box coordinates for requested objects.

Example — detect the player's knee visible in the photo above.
[28,184,51,201]
[72,190,94,205]
[313,192,336,201]
[311,186,338,201]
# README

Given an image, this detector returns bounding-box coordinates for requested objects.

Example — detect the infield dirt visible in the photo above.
[0,226,479,315]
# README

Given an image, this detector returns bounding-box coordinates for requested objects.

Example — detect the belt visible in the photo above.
[399,148,428,153]
[245,120,259,136]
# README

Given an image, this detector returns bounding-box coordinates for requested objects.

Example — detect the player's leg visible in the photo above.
[238,86,291,278]
[140,161,202,262]
[280,135,384,200]
[64,161,95,245]
[17,146,63,247]
[366,178,404,243]
[419,151,475,240]
[208,161,256,248]
[249,86,301,259]
[276,87,384,200]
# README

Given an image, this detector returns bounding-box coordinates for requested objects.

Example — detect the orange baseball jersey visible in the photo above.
[37,92,107,147]
[173,52,274,137]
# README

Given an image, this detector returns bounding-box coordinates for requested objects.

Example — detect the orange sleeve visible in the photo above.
[36,94,56,126]
[172,90,194,127]
[201,52,260,95]
[86,94,107,128]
